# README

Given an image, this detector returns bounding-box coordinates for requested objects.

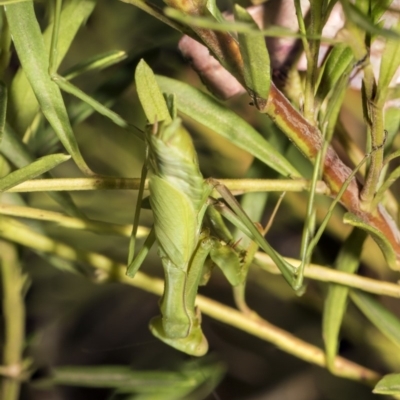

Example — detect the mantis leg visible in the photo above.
[206,204,258,313]
[207,178,300,290]
[126,226,156,278]
[205,205,247,286]
[126,157,155,278]
[206,200,268,316]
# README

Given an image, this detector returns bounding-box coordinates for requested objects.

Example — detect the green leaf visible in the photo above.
[343,212,398,270]
[156,76,300,178]
[1,125,33,169]
[341,0,400,39]
[39,359,225,399]
[50,366,189,390]
[350,290,400,349]
[371,0,395,24]
[377,18,400,105]
[234,5,270,100]
[0,0,30,3]
[205,0,225,23]
[317,44,354,139]
[373,373,400,395]
[52,74,143,140]
[135,60,171,124]
[8,0,97,136]
[121,0,194,37]
[164,7,315,39]
[0,81,7,146]
[0,154,70,192]
[323,229,366,370]
[317,44,354,104]
[384,107,400,149]
[5,2,93,175]
[1,125,85,218]
[63,50,128,80]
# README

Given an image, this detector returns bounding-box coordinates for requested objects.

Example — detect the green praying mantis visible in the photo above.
[126,60,300,356]
[5,1,300,357]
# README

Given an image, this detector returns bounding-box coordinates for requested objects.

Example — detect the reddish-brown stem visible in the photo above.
[262,84,400,260]
[176,9,400,264]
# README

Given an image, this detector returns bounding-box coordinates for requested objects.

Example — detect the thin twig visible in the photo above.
[6,177,330,195]
[255,253,400,298]
[0,241,26,400]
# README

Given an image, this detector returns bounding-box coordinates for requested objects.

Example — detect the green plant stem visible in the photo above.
[305,153,371,260]
[298,129,327,288]
[48,0,61,74]
[260,85,400,262]
[372,164,400,209]
[6,177,330,195]
[0,204,149,238]
[161,7,337,41]
[255,253,400,298]
[1,204,396,298]
[0,217,380,384]
[294,0,316,123]
[361,102,385,206]
[0,241,26,400]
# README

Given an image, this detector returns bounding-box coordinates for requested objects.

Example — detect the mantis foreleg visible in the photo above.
[207,178,300,290]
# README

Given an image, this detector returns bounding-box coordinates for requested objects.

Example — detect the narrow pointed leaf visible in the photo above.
[1,125,85,218]
[5,2,93,175]
[135,60,171,124]
[44,366,187,389]
[63,50,128,80]
[377,18,400,104]
[341,0,400,39]
[323,229,366,369]
[52,74,142,139]
[373,373,400,395]
[164,7,311,38]
[156,76,300,178]
[344,212,398,270]
[0,0,30,3]
[39,360,224,397]
[205,0,225,23]
[234,5,270,100]
[8,0,97,135]
[121,0,193,36]
[317,44,354,104]
[350,290,400,349]
[0,154,70,192]
[371,0,395,24]
[1,125,33,168]
[0,81,7,145]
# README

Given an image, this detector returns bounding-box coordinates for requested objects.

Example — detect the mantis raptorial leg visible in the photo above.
[231,192,286,315]
[209,179,298,287]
